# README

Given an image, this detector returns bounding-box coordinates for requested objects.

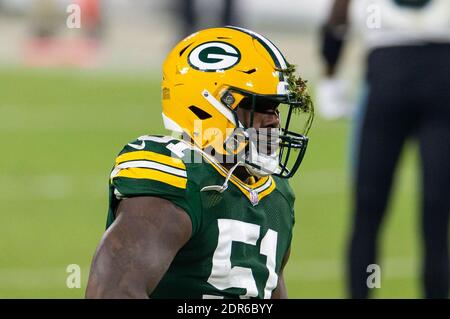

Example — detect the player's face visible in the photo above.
[236,100,280,156]
[235,101,280,129]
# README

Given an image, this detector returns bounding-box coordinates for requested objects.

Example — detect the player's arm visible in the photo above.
[321,0,352,76]
[318,0,353,120]
[85,196,192,298]
[271,247,291,299]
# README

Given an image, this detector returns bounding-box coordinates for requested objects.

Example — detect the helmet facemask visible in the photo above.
[222,66,314,179]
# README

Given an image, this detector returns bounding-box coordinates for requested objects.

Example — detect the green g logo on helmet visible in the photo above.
[188,42,241,72]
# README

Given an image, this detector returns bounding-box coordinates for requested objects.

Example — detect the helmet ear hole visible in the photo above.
[189,105,212,120]
[242,68,256,74]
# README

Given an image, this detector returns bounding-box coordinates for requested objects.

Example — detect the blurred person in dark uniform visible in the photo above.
[319,0,450,298]
[178,0,237,37]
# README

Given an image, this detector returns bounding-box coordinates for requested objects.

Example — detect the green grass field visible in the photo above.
[0,67,422,298]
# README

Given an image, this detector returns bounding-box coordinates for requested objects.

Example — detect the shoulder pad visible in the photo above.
[111,135,187,189]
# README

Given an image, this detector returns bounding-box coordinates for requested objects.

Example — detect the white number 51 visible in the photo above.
[206,219,278,299]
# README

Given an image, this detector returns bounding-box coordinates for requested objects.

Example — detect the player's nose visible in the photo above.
[261,112,280,129]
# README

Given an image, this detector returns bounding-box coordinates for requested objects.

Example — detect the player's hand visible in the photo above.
[316,77,351,120]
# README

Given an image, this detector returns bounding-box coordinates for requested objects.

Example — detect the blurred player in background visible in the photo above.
[320,0,450,298]
[25,0,103,67]
[178,0,237,37]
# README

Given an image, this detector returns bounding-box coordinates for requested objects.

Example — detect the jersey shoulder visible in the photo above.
[109,135,206,233]
[109,134,206,233]
[111,135,188,192]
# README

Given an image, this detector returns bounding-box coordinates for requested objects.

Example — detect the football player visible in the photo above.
[86,27,313,299]
[320,0,450,298]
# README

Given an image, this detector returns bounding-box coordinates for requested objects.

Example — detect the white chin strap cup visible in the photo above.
[245,141,281,178]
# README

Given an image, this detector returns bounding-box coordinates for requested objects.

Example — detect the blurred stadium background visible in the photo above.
[0,0,421,298]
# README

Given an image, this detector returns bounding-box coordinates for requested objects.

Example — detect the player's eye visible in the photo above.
[255,102,279,114]
[237,96,279,114]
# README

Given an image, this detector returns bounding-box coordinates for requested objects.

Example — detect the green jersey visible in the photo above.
[107,135,296,299]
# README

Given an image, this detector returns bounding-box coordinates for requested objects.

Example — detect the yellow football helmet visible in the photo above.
[161,26,313,178]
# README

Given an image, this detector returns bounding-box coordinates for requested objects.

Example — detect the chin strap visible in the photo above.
[200,161,243,193]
